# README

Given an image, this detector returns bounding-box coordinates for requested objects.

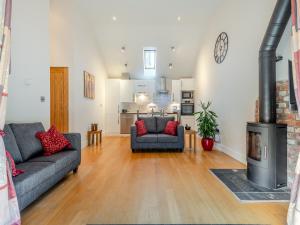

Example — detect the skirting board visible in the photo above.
[194,135,246,164]
[214,143,247,164]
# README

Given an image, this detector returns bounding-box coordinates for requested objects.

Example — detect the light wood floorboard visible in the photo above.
[21,136,288,225]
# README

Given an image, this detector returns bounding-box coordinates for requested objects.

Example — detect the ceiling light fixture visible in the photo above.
[121,46,126,53]
[171,46,176,52]
[112,16,117,21]
[169,63,173,69]
[177,16,181,22]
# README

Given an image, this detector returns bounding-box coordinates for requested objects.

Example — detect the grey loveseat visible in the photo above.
[3,122,81,211]
[131,116,184,152]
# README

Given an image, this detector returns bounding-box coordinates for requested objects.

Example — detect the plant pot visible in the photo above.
[201,138,214,151]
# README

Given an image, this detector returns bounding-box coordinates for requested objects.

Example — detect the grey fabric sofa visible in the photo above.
[3,122,81,211]
[131,116,184,152]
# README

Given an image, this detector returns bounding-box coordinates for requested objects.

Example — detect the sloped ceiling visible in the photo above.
[78,0,222,79]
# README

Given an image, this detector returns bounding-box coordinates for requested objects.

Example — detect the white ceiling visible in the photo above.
[78,0,222,79]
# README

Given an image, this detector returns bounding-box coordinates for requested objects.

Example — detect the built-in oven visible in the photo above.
[181,103,194,115]
[182,91,193,99]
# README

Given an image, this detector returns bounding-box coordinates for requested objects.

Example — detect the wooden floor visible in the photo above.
[21,136,288,225]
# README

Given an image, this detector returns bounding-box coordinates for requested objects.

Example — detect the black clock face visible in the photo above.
[214,32,228,64]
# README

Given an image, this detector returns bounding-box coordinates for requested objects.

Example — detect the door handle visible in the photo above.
[264,145,268,159]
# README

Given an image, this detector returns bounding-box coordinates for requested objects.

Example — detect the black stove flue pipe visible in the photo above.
[259,0,291,123]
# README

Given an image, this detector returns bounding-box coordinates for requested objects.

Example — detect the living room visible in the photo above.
[1,0,300,225]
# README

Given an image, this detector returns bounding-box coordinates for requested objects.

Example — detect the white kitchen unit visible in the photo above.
[147,80,155,97]
[181,115,196,131]
[120,80,135,103]
[171,80,182,103]
[134,80,155,93]
[134,80,155,101]
[181,78,195,91]
[105,79,120,134]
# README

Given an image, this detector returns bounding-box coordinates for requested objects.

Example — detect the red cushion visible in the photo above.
[6,150,24,177]
[164,121,179,136]
[36,126,72,156]
[135,120,148,136]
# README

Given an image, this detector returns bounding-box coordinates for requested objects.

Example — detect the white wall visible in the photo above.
[194,0,277,163]
[7,0,50,128]
[277,19,292,81]
[50,0,107,147]
[77,0,222,79]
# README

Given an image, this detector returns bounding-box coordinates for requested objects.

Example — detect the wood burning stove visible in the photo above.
[246,0,290,189]
[247,123,287,189]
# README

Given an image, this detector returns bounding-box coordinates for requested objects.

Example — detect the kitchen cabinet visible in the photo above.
[120,80,135,103]
[147,80,155,101]
[181,78,195,91]
[134,80,155,101]
[171,80,181,103]
[134,80,155,93]
[120,113,135,134]
[120,80,155,103]
[105,79,120,134]
[148,80,155,93]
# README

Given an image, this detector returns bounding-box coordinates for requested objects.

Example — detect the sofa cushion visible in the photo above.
[36,126,72,156]
[164,121,179,136]
[157,134,179,143]
[13,161,55,196]
[138,117,156,133]
[136,134,158,143]
[3,125,23,163]
[156,116,175,133]
[10,123,45,161]
[135,120,147,136]
[29,150,78,172]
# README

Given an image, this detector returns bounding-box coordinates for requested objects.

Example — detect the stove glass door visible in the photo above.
[247,131,262,161]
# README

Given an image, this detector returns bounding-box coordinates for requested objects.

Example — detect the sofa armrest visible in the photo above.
[131,125,137,137]
[63,133,81,152]
[177,125,184,137]
[131,125,137,150]
[177,125,185,148]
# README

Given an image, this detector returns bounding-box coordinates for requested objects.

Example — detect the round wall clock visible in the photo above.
[214,32,228,64]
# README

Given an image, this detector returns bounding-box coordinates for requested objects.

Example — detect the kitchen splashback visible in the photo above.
[121,94,180,113]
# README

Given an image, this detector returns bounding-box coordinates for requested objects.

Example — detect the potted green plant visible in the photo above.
[194,101,218,151]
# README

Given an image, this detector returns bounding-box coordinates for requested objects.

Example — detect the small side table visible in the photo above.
[87,130,102,146]
[185,129,197,152]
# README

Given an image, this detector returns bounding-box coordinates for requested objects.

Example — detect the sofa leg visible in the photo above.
[73,167,78,173]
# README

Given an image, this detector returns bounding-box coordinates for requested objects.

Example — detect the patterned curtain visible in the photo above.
[289,0,300,224]
[0,0,21,225]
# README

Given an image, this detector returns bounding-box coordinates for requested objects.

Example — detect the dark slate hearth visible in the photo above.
[210,169,290,202]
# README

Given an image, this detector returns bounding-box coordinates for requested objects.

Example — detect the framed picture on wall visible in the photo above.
[84,71,95,99]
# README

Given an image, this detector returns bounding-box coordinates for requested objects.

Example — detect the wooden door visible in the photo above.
[50,67,69,132]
